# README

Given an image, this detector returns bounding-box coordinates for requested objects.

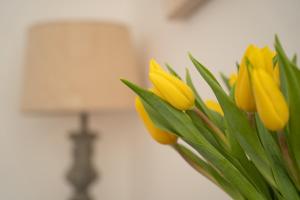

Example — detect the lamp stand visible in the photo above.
[66,113,98,200]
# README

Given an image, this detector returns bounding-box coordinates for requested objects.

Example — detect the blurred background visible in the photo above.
[0,0,300,199]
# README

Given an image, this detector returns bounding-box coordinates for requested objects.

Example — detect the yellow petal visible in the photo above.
[244,44,257,58]
[246,45,265,70]
[135,97,177,144]
[235,56,256,111]
[150,59,164,72]
[252,68,289,131]
[154,69,194,101]
[205,100,224,116]
[148,60,195,110]
[261,46,276,74]
[150,72,193,110]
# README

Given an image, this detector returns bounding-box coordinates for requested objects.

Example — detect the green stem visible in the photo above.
[172,143,216,183]
[277,131,300,191]
[194,108,229,148]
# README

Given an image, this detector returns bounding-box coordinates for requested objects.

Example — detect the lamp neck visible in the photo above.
[80,112,89,133]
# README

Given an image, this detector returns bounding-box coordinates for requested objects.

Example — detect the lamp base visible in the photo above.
[66,113,98,200]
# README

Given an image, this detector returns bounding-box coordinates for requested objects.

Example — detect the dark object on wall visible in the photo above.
[164,0,207,19]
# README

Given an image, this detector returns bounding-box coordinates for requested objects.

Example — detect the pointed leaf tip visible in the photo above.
[185,67,190,74]
[274,35,283,49]
[188,52,194,59]
[120,79,141,93]
[274,34,280,44]
[120,78,130,86]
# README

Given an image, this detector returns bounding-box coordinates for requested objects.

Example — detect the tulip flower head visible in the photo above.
[135,96,177,144]
[235,45,258,111]
[205,100,224,116]
[149,59,195,111]
[250,68,289,131]
[235,45,279,112]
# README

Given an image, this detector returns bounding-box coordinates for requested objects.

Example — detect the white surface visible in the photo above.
[0,0,300,199]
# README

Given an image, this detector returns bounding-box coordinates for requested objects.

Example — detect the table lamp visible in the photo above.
[21,21,140,200]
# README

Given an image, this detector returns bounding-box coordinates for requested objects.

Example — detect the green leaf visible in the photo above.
[275,36,300,171]
[121,79,268,200]
[236,62,240,71]
[292,54,297,65]
[189,109,270,198]
[220,72,231,91]
[185,68,208,113]
[188,52,221,87]
[173,143,245,200]
[256,115,300,200]
[225,86,245,158]
[274,191,285,200]
[225,121,272,199]
[142,99,177,134]
[188,106,270,197]
[187,110,228,152]
[226,81,271,196]
[185,69,226,131]
[165,63,181,79]
[188,54,275,187]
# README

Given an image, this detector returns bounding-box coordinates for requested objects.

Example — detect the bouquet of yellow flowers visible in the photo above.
[121,37,300,200]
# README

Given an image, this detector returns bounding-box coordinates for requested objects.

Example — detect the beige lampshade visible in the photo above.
[21,21,141,114]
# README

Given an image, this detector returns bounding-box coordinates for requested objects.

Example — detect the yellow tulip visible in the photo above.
[135,96,177,145]
[228,73,238,87]
[235,45,278,112]
[205,100,224,116]
[261,46,281,86]
[235,45,258,111]
[251,68,289,131]
[149,59,195,110]
[261,46,276,74]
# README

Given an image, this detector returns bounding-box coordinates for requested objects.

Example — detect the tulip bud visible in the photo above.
[149,59,195,110]
[235,45,278,112]
[135,96,177,144]
[228,73,237,87]
[251,68,289,131]
[235,45,259,111]
[205,100,224,116]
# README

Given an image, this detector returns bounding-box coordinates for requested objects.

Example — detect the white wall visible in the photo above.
[134,0,300,98]
[1,0,300,200]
